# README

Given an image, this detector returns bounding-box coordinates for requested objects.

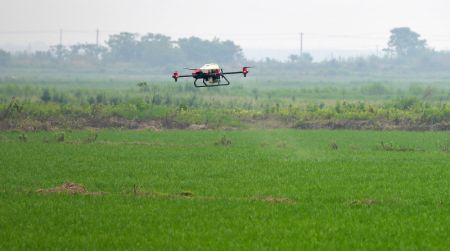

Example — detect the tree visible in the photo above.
[137,33,179,66]
[69,43,107,62]
[177,37,243,64]
[49,45,70,61]
[288,53,313,64]
[385,27,427,57]
[0,49,11,66]
[106,32,139,62]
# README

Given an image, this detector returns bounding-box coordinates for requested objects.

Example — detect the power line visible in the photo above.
[96,29,99,46]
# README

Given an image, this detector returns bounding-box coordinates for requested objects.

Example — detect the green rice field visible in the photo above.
[0,129,449,250]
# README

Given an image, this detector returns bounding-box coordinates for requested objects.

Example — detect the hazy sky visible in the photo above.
[1,0,450,58]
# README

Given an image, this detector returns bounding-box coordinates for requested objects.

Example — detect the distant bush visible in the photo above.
[41,89,51,103]
[392,97,421,110]
[361,83,389,95]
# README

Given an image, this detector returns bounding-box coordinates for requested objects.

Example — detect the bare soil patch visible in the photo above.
[296,120,450,131]
[176,191,194,197]
[252,195,297,205]
[188,124,208,130]
[3,115,450,131]
[36,182,108,196]
[35,184,296,205]
[131,188,296,204]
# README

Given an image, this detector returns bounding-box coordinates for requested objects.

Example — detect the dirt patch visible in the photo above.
[176,191,194,197]
[243,117,295,129]
[296,120,450,131]
[4,115,450,131]
[350,198,377,206]
[35,184,296,205]
[92,117,163,130]
[131,188,296,205]
[188,124,208,130]
[256,196,297,204]
[36,182,108,196]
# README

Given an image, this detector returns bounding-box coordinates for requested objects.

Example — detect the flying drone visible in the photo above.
[172,63,251,87]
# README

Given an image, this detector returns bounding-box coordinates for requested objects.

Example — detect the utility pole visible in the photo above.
[59,29,63,46]
[96,29,100,46]
[299,32,303,56]
[57,29,64,60]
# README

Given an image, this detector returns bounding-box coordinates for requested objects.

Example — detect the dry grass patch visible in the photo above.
[36,182,108,196]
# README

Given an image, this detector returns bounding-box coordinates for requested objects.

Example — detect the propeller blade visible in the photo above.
[242,66,252,77]
[172,71,180,82]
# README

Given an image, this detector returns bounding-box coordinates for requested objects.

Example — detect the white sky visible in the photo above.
[1,0,450,58]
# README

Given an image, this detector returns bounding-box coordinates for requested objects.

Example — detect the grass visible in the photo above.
[0,129,449,250]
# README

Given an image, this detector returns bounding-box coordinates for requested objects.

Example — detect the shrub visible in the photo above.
[41,89,51,103]
[215,136,231,146]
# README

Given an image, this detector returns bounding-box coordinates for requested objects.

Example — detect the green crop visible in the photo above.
[1,129,449,250]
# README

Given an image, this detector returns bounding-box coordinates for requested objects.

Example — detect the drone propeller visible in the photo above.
[172,71,180,82]
[184,67,198,71]
[242,66,253,77]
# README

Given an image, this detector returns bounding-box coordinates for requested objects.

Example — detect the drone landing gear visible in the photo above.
[194,75,230,88]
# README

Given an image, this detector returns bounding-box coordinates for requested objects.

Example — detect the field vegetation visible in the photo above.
[1,77,449,131]
[1,129,449,249]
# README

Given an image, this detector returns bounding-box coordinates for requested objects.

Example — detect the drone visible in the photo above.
[172,63,251,87]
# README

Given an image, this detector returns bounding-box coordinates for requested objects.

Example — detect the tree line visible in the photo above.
[0,33,244,68]
[1,27,450,74]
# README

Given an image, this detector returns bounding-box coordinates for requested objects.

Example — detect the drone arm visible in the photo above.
[222,67,251,77]
[221,71,243,75]
[172,72,193,82]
